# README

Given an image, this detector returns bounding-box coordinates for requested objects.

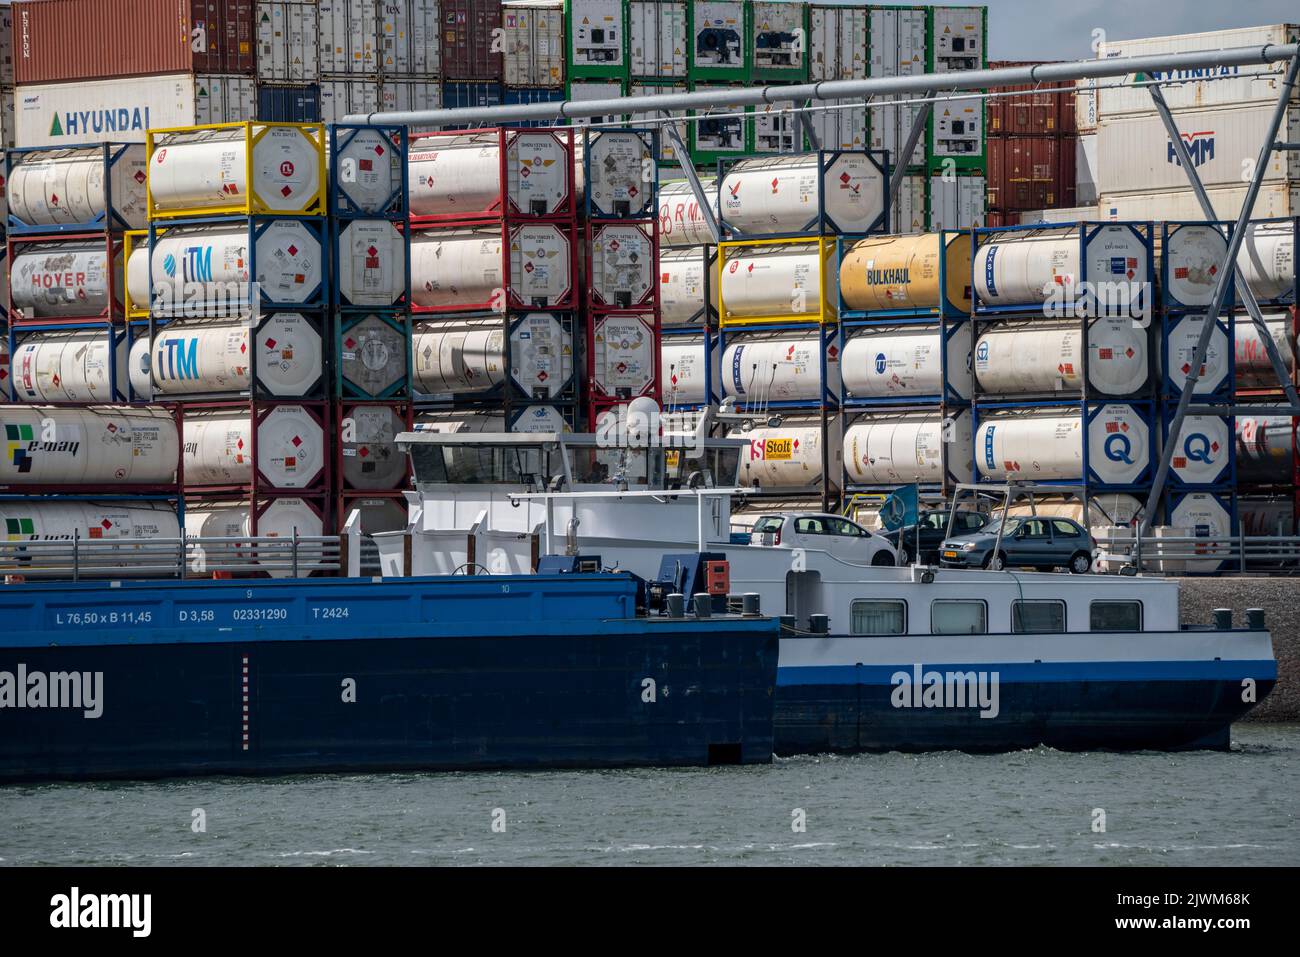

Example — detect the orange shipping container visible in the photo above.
[13,0,255,85]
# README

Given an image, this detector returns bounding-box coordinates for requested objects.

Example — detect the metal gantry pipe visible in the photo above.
[659,115,721,244]
[1146,80,1300,412]
[345,44,1300,128]
[1140,52,1300,536]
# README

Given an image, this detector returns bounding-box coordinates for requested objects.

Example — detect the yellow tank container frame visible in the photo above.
[717,236,838,327]
[122,229,150,321]
[146,121,328,221]
[839,231,973,317]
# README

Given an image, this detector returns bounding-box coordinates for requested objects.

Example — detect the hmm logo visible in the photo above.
[1167,130,1214,168]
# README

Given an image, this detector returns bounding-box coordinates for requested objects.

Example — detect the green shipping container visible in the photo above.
[688,1,750,83]
[688,82,754,166]
[926,5,988,171]
[566,0,632,80]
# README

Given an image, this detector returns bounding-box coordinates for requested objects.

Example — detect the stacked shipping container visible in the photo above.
[985,61,1078,227]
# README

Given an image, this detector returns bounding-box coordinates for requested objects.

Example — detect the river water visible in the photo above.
[3,724,1296,867]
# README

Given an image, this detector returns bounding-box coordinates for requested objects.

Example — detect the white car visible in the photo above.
[748,513,898,566]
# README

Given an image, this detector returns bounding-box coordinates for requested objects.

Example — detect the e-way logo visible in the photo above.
[890,663,1000,719]
[50,887,150,938]
[48,106,152,140]
[5,423,81,474]
[0,664,103,718]
[1167,130,1214,168]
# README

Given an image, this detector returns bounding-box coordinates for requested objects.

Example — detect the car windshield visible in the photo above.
[752,516,783,534]
[980,518,1021,536]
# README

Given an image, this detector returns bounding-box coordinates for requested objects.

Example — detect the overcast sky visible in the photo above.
[823,0,1298,60]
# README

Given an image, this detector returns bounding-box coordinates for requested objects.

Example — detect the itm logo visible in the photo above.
[1168,130,1214,168]
[183,245,214,283]
[5,423,35,473]
[50,887,150,938]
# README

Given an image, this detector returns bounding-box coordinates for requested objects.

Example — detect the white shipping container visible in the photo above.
[0,4,13,89]
[380,78,442,119]
[752,102,800,154]
[256,1,321,84]
[16,74,255,148]
[1018,205,1100,225]
[1076,132,1098,205]
[809,100,868,151]
[809,4,868,81]
[692,1,745,70]
[629,82,686,162]
[751,1,807,74]
[930,6,985,73]
[928,174,986,230]
[1098,25,1300,118]
[504,1,565,87]
[381,0,441,77]
[629,0,687,78]
[891,174,926,234]
[868,7,927,169]
[1075,78,1098,134]
[1097,104,1300,196]
[1,89,13,150]
[320,78,381,125]
[570,0,626,71]
[568,81,625,127]
[1098,184,1300,222]
[932,94,983,160]
[319,0,380,75]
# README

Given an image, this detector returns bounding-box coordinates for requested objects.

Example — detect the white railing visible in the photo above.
[1095,531,1300,574]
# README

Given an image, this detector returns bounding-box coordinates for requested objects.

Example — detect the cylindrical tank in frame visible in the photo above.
[735,421,841,491]
[1235,313,1296,390]
[339,405,408,491]
[975,319,1149,396]
[130,314,324,399]
[10,330,127,403]
[0,406,178,484]
[593,315,656,399]
[1166,492,1234,574]
[407,130,573,218]
[184,497,326,579]
[719,153,887,235]
[182,406,326,489]
[839,232,973,314]
[1162,223,1229,308]
[660,247,717,326]
[658,177,719,247]
[409,229,502,310]
[1238,496,1296,536]
[335,218,406,307]
[0,501,181,575]
[1238,220,1296,302]
[973,224,1149,309]
[721,334,842,403]
[1167,414,1233,486]
[340,315,411,399]
[589,222,655,309]
[660,337,720,406]
[412,321,506,396]
[720,243,827,321]
[333,126,403,215]
[585,130,656,218]
[975,404,1151,485]
[843,410,974,486]
[1235,413,1295,485]
[1163,313,1229,395]
[10,241,124,318]
[340,497,409,536]
[510,313,574,399]
[149,125,323,215]
[7,144,149,230]
[842,324,973,400]
[128,221,324,311]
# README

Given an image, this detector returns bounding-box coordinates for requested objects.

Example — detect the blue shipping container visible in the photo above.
[504,86,565,127]
[442,82,504,130]
[258,84,322,123]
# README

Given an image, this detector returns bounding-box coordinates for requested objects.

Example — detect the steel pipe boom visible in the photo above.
[345,43,1300,127]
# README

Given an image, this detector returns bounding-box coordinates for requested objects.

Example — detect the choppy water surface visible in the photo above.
[3,724,1296,866]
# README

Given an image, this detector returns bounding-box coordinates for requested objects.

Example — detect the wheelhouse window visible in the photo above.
[851,600,907,635]
[1090,600,1143,632]
[931,600,987,635]
[1012,600,1067,634]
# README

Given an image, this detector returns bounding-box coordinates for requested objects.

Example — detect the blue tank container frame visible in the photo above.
[659,246,721,414]
[1159,403,1236,491]
[4,143,144,236]
[840,402,976,498]
[715,322,840,413]
[716,149,891,242]
[839,320,972,409]
[1159,488,1241,576]
[971,221,1156,320]
[4,323,132,405]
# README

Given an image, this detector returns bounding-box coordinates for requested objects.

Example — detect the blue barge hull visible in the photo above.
[0,574,779,783]
[773,661,1276,754]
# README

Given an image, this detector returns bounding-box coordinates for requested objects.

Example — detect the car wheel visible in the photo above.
[985,552,1007,571]
[1069,552,1092,574]
[872,550,896,567]
[897,547,910,566]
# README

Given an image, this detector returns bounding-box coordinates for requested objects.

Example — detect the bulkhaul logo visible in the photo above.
[1168,130,1214,168]
[47,106,152,139]
[50,887,150,938]
[866,267,909,285]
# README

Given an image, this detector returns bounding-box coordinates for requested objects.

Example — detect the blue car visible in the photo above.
[938,516,1096,574]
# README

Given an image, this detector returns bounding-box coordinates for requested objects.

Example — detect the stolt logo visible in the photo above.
[1167,130,1214,168]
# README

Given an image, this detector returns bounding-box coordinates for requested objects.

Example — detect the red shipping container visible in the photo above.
[13,0,255,85]
[441,0,504,81]
[986,60,1076,137]
[987,134,1079,212]
[986,211,1021,228]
